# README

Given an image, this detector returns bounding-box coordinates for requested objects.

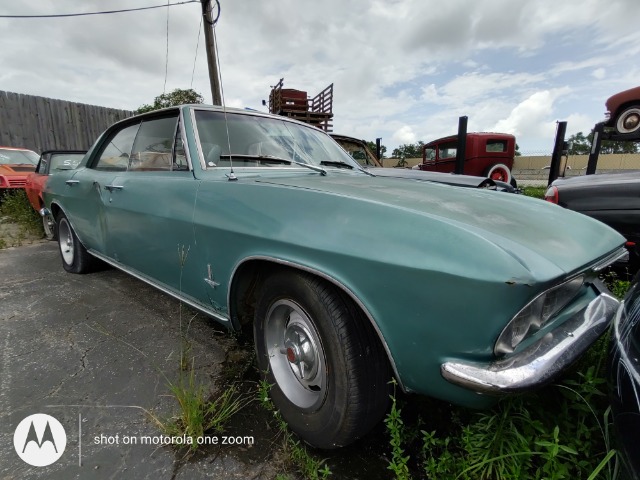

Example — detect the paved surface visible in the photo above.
[0,242,277,480]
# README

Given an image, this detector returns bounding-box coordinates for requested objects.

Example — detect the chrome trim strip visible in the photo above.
[229,255,405,391]
[88,249,230,325]
[177,108,195,172]
[442,292,619,394]
[188,108,208,171]
[592,246,629,272]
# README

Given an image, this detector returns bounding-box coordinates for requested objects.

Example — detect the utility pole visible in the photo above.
[201,0,222,105]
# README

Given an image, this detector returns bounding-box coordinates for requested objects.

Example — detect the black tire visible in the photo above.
[510,177,518,188]
[56,212,96,274]
[254,269,390,449]
[615,104,640,135]
[43,212,57,241]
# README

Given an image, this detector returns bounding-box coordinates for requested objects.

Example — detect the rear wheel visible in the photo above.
[56,212,96,274]
[42,212,56,241]
[486,163,512,184]
[254,269,390,449]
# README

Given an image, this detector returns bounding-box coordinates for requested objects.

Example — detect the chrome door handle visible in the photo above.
[104,184,124,192]
[65,180,79,186]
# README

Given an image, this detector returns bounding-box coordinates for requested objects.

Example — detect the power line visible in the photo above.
[191,15,203,88]
[0,1,199,19]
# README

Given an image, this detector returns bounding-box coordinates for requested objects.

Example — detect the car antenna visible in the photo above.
[209,2,237,181]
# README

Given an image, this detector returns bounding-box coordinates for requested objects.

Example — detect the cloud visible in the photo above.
[0,0,638,153]
[494,88,571,141]
[392,126,417,144]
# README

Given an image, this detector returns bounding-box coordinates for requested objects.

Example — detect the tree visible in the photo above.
[135,88,204,114]
[568,131,638,155]
[366,140,387,159]
[392,141,424,158]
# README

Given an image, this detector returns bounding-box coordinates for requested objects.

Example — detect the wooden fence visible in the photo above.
[0,91,132,153]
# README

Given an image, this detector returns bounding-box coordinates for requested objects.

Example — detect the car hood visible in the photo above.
[253,174,624,279]
[367,167,496,188]
[0,164,36,175]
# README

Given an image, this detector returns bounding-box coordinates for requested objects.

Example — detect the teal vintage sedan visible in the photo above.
[44,105,627,449]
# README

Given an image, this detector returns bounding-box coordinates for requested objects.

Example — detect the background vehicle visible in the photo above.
[25,150,86,239]
[0,146,39,192]
[605,85,640,136]
[44,105,624,449]
[545,172,640,274]
[415,133,516,186]
[609,277,640,479]
[331,134,519,192]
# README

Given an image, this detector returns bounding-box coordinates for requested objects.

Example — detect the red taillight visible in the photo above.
[626,241,636,248]
[544,186,558,204]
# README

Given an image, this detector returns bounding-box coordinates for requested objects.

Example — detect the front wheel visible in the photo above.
[56,212,96,274]
[254,269,390,449]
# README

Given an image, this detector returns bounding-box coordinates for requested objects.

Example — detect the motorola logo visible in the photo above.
[14,414,67,467]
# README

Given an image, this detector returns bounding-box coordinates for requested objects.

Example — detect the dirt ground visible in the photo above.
[0,216,45,248]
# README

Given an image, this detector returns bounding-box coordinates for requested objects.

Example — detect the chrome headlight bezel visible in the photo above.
[495,275,585,355]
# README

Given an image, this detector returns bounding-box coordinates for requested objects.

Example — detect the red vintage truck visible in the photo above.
[414,132,517,186]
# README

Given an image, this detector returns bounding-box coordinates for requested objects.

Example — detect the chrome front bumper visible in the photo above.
[441,292,619,394]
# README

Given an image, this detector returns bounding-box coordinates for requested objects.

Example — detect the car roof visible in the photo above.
[424,132,516,146]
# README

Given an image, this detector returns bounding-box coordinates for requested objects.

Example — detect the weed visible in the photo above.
[162,367,251,451]
[521,186,547,199]
[392,333,621,480]
[258,377,332,480]
[385,379,411,480]
[603,270,631,299]
[0,190,43,237]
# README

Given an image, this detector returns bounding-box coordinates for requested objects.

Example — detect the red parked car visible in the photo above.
[25,150,86,239]
[0,146,39,192]
[414,133,517,186]
[604,85,640,135]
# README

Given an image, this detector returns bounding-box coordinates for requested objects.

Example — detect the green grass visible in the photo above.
[258,377,332,480]
[0,189,43,237]
[521,186,547,199]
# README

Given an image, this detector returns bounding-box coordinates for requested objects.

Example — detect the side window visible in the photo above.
[424,147,436,161]
[173,125,189,171]
[130,116,178,172]
[36,157,47,174]
[486,140,507,152]
[438,142,457,159]
[94,123,140,171]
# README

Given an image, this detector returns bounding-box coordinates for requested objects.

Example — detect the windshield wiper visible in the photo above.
[321,159,375,176]
[320,160,354,169]
[219,154,327,175]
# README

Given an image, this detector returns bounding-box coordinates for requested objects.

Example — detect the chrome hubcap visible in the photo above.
[265,299,326,410]
[58,220,75,265]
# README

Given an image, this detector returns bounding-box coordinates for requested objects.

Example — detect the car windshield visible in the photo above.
[194,110,360,169]
[0,148,39,165]
[49,153,85,171]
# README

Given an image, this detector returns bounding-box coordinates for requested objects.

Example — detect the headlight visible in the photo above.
[495,275,584,355]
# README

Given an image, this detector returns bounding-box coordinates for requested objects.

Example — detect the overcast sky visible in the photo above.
[1,0,638,155]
